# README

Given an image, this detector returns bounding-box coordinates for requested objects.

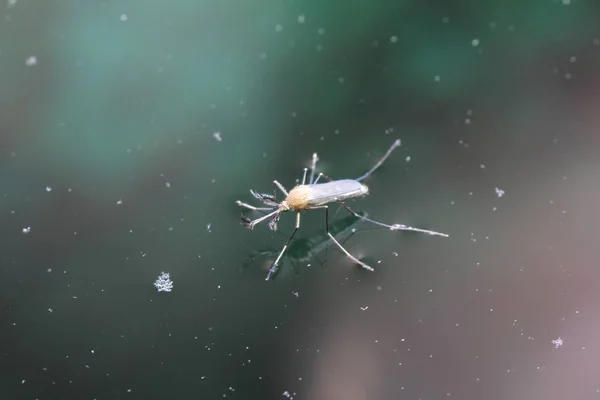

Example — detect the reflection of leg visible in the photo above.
[355,139,401,182]
[309,153,319,184]
[309,205,374,272]
[338,201,449,237]
[266,212,301,280]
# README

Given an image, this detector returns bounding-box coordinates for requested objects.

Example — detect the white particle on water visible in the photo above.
[390,36,398,43]
[495,187,505,197]
[405,156,411,162]
[25,56,37,66]
[207,223,212,232]
[22,226,31,234]
[45,186,52,192]
[472,38,480,47]
[297,14,305,24]
[213,132,222,142]
[120,14,128,22]
[360,306,369,311]
[551,337,563,348]
[275,24,283,32]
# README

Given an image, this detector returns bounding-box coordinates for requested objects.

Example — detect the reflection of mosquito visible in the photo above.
[236,139,449,280]
[243,211,366,277]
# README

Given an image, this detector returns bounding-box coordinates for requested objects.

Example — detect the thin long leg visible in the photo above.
[266,211,301,280]
[301,168,308,185]
[309,205,374,272]
[309,153,319,184]
[338,201,449,237]
[273,180,289,197]
[355,139,401,182]
[236,200,274,211]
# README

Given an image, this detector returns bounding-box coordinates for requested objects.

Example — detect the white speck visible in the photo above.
[480,164,486,169]
[165,182,171,188]
[127,388,132,393]
[116,199,123,205]
[552,337,563,348]
[275,24,283,32]
[405,156,411,162]
[390,36,398,43]
[154,272,173,292]
[360,306,369,311]
[495,187,505,197]
[442,17,450,23]
[120,14,128,22]
[292,291,299,298]
[317,28,325,35]
[22,226,31,234]
[21,380,25,384]
[48,308,53,313]
[91,349,95,354]
[207,223,212,232]
[297,14,305,24]
[471,38,480,47]
[392,252,398,256]
[8,0,17,7]
[25,56,37,66]
[213,132,222,142]
[562,0,570,4]
[434,75,441,82]
[45,186,52,192]
[570,56,577,63]
[338,76,345,84]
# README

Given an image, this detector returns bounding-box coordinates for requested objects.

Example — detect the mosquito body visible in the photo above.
[236,139,449,280]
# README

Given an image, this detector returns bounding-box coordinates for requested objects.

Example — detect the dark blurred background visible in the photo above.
[2,0,600,399]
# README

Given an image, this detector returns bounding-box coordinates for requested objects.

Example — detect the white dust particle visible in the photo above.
[45,186,52,192]
[165,182,171,188]
[562,0,570,5]
[442,17,450,23]
[207,223,212,232]
[405,156,411,162]
[116,199,123,205]
[213,132,222,142]
[275,24,283,32]
[390,36,398,43]
[360,306,369,311]
[297,14,305,24]
[434,75,441,82]
[480,164,486,169]
[8,0,18,7]
[570,56,577,63]
[317,28,325,35]
[551,337,563,348]
[120,14,128,22]
[292,291,299,297]
[495,187,505,197]
[471,39,480,47]
[25,56,37,66]
[22,226,31,234]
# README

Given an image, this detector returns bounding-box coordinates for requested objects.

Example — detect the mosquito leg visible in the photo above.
[337,201,449,237]
[301,168,308,185]
[309,153,319,184]
[273,180,289,197]
[355,139,401,182]
[236,200,274,211]
[266,211,301,280]
[309,205,374,272]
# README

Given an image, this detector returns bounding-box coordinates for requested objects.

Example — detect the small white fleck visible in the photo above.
[570,56,577,63]
[154,272,173,292]
[390,36,398,43]
[495,187,505,198]
[297,14,305,24]
[317,28,325,35]
[275,24,283,32]
[207,223,212,233]
[471,38,480,47]
[22,226,31,234]
[116,199,123,205]
[8,0,18,7]
[405,156,411,162]
[165,182,171,188]
[25,56,37,66]
[360,306,369,311]
[562,0,570,5]
[213,132,222,142]
[120,14,128,22]
[45,186,52,192]
[434,75,441,82]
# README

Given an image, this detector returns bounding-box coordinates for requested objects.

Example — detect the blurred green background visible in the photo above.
[2,1,600,399]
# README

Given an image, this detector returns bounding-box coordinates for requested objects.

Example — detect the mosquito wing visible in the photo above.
[306,179,369,206]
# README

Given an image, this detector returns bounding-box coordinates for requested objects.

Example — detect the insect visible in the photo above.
[236,139,449,280]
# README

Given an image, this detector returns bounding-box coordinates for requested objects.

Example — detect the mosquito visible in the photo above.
[236,139,449,280]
